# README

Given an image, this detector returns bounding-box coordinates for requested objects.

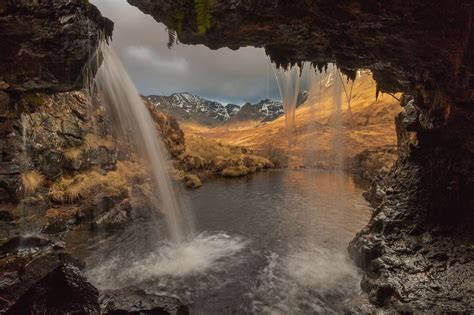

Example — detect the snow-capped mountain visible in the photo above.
[147,92,234,125]
[147,92,293,126]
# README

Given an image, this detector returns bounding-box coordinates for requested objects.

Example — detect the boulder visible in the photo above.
[6,264,100,315]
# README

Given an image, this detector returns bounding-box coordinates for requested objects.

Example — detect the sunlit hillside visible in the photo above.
[182,72,401,168]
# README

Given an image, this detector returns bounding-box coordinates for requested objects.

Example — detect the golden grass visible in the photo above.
[64,146,83,162]
[21,170,46,195]
[183,73,401,167]
[185,134,243,161]
[49,170,128,203]
[115,160,147,179]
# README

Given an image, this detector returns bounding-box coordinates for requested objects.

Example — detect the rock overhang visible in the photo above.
[127,0,473,104]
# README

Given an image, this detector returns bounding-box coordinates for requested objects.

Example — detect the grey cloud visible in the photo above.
[91,0,282,105]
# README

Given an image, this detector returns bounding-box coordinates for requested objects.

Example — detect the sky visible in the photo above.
[91,0,283,105]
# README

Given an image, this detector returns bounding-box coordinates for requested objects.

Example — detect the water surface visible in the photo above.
[72,170,371,314]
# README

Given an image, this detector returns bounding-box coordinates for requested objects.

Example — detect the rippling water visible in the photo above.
[69,170,371,314]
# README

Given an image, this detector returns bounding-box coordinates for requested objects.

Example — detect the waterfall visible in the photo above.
[304,67,324,167]
[91,41,194,242]
[21,114,29,166]
[332,68,345,171]
[272,63,301,167]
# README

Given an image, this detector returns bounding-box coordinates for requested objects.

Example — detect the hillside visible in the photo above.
[181,72,401,170]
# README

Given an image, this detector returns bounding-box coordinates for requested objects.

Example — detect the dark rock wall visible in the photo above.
[0,0,114,202]
[0,0,113,92]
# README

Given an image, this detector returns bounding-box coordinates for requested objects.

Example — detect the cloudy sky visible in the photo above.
[91,0,283,105]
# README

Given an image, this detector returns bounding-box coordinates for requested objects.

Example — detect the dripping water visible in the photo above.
[82,41,248,292]
[272,63,301,166]
[304,67,324,167]
[20,114,28,166]
[332,68,345,172]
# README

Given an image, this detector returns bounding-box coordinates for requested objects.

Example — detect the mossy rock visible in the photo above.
[184,174,202,189]
[23,93,45,107]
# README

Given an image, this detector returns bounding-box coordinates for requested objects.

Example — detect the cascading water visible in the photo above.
[91,41,194,242]
[21,114,28,165]
[272,63,301,155]
[332,68,345,171]
[82,42,247,293]
[303,67,324,167]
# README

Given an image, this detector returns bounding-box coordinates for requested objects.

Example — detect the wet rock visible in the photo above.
[0,237,51,257]
[5,264,100,315]
[0,246,85,314]
[351,145,397,189]
[93,207,130,232]
[41,220,68,235]
[0,210,14,222]
[99,287,189,315]
[0,91,10,119]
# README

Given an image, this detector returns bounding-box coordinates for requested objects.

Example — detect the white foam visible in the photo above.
[86,233,248,289]
[249,247,361,314]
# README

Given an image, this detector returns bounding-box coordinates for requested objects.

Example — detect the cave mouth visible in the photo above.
[0,0,472,313]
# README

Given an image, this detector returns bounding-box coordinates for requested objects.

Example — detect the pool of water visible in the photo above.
[70,170,372,314]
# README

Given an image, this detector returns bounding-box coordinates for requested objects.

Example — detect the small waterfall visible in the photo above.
[21,114,28,165]
[272,63,301,167]
[91,42,194,242]
[304,67,324,167]
[332,68,345,171]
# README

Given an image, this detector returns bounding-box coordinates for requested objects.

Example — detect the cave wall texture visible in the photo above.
[0,0,472,312]
[126,0,474,311]
[0,1,113,92]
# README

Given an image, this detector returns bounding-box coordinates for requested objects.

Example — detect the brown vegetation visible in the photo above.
[49,169,129,203]
[21,170,46,195]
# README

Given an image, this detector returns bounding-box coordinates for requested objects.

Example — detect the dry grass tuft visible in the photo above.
[21,170,46,195]
[116,160,147,179]
[64,146,83,162]
[49,170,128,203]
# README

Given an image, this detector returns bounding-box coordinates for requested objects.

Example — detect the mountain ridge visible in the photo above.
[147,92,285,126]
